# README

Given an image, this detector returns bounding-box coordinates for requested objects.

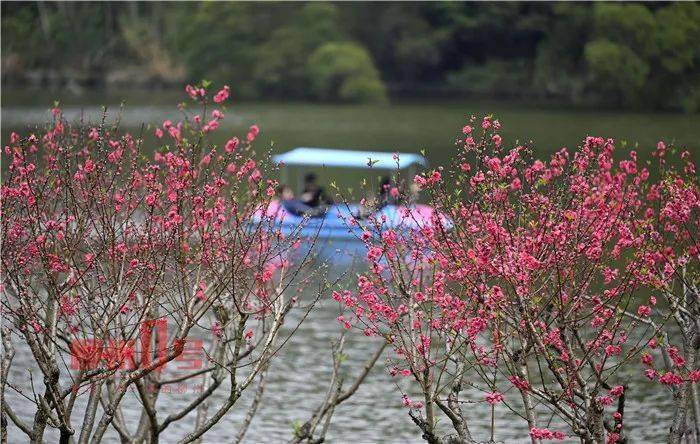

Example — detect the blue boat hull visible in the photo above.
[252,202,446,267]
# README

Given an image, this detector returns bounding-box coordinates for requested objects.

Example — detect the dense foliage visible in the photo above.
[337,117,699,442]
[3,2,700,109]
[0,85,326,442]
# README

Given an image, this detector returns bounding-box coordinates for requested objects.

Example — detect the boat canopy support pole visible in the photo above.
[280,166,288,191]
[296,167,303,195]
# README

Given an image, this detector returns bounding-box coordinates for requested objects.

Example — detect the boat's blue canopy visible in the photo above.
[273,147,427,169]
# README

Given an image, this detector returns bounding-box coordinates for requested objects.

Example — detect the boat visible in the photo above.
[252,147,448,265]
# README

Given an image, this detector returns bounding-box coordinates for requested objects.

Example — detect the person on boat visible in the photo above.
[277,185,324,217]
[407,182,421,205]
[300,173,333,208]
[377,175,400,209]
[355,176,399,219]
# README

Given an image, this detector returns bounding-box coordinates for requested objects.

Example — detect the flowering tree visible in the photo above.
[0,85,322,443]
[336,117,699,443]
[631,142,699,444]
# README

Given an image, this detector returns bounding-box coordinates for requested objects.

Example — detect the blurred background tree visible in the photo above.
[307,42,387,102]
[2,1,699,110]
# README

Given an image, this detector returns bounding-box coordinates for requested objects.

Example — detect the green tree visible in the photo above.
[533,4,591,101]
[3,2,700,109]
[584,39,649,105]
[307,42,387,103]
[583,3,656,105]
[1,3,128,77]
[652,2,700,111]
[164,2,287,98]
[253,3,343,98]
[655,2,700,74]
[593,3,657,56]
[447,59,530,98]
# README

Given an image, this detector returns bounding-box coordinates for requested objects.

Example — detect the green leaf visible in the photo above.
[292,420,302,437]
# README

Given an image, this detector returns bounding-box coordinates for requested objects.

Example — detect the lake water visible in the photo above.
[2,93,698,442]
[1,280,682,443]
[3,91,699,185]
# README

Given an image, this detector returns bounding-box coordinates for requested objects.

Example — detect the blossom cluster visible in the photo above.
[334,115,699,442]
[2,83,290,379]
